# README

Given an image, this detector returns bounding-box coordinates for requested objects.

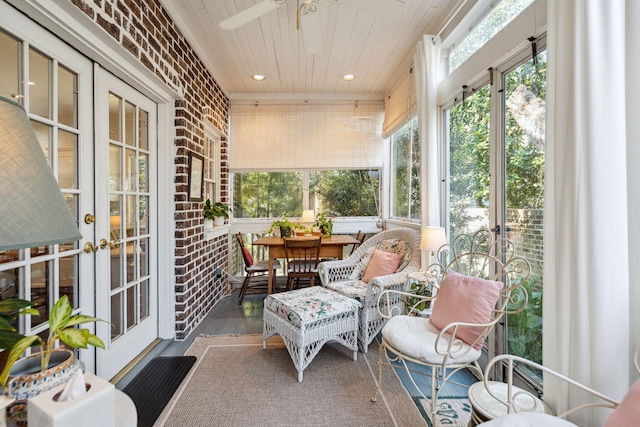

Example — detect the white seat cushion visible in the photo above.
[381,315,481,364]
[481,413,578,427]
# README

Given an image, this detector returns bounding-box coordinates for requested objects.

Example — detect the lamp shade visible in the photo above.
[301,209,315,223]
[420,226,446,252]
[0,96,82,250]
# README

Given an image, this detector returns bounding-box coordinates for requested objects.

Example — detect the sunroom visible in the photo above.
[0,0,638,426]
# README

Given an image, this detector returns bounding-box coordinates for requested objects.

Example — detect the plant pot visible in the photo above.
[204,219,214,230]
[279,226,292,238]
[7,349,84,424]
[213,216,225,226]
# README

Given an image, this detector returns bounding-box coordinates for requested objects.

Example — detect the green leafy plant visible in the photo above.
[204,199,232,220]
[406,281,433,314]
[267,217,301,237]
[313,212,334,237]
[0,295,106,388]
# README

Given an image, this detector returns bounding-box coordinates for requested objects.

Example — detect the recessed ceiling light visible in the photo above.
[252,74,265,81]
[342,74,355,81]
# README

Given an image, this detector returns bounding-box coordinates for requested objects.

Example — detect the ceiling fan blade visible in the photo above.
[219,0,289,30]
[299,1,323,54]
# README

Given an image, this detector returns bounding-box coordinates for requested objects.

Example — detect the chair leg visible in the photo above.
[238,273,252,305]
[370,340,386,402]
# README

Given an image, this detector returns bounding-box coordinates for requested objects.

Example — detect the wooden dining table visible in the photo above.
[252,234,360,294]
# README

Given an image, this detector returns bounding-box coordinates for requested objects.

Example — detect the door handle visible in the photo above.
[100,238,120,250]
[83,242,99,253]
[490,225,513,235]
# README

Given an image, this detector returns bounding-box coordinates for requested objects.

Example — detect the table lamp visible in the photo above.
[420,226,446,270]
[301,209,315,235]
[0,96,82,251]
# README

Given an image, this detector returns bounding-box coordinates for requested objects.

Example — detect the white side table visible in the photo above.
[468,381,550,426]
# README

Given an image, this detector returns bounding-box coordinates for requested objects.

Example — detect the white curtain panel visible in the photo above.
[627,0,640,370]
[414,35,442,230]
[544,1,629,425]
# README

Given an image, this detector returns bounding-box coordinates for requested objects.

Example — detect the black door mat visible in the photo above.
[122,356,197,427]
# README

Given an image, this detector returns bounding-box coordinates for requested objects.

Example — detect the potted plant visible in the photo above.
[268,217,297,237]
[314,212,334,237]
[204,199,232,227]
[0,296,106,422]
[406,281,433,317]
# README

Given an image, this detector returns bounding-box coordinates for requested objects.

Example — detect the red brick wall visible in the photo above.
[70,0,231,339]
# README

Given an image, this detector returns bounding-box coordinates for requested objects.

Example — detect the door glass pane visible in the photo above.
[30,120,51,164]
[447,85,491,239]
[109,93,121,142]
[31,261,51,326]
[58,65,77,127]
[125,101,135,146]
[0,31,20,100]
[110,195,122,241]
[139,238,149,277]
[139,196,149,235]
[126,241,135,283]
[29,48,51,119]
[111,293,123,340]
[126,195,136,238]
[126,286,136,330]
[125,148,136,191]
[140,279,149,320]
[59,255,78,308]
[109,144,122,191]
[505,52,547,374]
[138,109,148,150]
[139,153,148,192]
[110,242,122,291]
[58,130,77,189]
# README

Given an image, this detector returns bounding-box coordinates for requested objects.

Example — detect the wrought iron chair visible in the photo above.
[479,346,640,426]
[283,237,322,290]
[370,230,530,426]
[318,228,422,353]
[236,233,280,304]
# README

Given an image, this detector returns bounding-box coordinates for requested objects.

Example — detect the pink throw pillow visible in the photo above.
[361,250,405,283]
[241,247,254,266]
[429,269,503,350]
[603,378,640,427]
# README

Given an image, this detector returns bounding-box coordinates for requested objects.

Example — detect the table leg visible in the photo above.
[268,254,275,294]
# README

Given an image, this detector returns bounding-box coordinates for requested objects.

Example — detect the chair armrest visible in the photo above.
[318,259,357,285]
[483,355,619,419]
[376,289,436,318]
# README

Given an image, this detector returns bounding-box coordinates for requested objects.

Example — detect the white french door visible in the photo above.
[95,68,158,380]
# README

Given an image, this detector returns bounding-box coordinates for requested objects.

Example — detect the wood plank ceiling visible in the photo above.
[161,0,463,99]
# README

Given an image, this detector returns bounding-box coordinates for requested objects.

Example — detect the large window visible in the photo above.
[444,48,546,386]
[449,0,535,71]
[233,169,380,219]
[390,117,420,221]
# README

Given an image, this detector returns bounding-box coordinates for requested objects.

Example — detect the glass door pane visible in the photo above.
[504,51,547,373]
[446,85,491,239]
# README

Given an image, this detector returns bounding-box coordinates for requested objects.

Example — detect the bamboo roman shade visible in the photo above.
[382,69,416,139]
[229,101,384,171]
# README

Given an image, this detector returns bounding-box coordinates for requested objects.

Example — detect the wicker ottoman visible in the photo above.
[263,286,361,382]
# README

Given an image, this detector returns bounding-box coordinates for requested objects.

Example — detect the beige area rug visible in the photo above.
[154,334,426,426]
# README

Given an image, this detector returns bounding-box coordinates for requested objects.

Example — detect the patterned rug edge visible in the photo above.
[413,396,473,427]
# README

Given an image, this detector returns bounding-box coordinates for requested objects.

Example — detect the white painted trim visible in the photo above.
[229,93,384,102]
[205,225,230,242]
[157,102,176,340]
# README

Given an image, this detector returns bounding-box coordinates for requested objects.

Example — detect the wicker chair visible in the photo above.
[318,228,422,353]
[370,230,531,426]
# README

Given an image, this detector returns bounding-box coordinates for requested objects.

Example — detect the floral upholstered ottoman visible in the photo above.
[263,286,361,382]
